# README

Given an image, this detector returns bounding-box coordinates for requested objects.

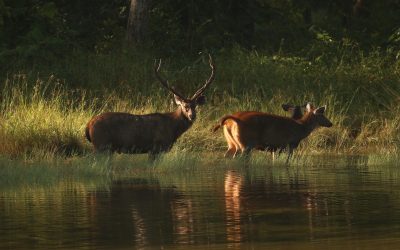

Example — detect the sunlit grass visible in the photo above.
[0,48,399,168]
[0,76,398,160]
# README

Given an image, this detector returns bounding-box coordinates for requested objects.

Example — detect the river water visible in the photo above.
[1,157,400,249]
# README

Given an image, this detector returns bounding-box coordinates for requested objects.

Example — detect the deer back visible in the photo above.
[87,112,189,153]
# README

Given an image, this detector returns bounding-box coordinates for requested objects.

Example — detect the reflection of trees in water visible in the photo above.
[86,178,204,247]
[304,188,358,240]
[3,168,398,248]
[0,182,99,249]
[88,186,170,248]
[87,179,176,248]
[294,165,400,241]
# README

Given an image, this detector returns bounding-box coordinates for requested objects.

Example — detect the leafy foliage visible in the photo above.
[0,0,399,67]
[0,0,126,66]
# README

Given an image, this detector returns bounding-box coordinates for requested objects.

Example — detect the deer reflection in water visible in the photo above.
[171,197,194,245]
[224,170,243,244]
[131,208,148,246]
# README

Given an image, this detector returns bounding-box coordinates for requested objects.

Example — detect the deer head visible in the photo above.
[303,103,333,128]
[154,54,215,121]
[281,103,307,120]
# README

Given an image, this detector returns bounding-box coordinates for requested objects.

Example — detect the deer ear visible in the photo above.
[282,104,294,112]
[305,103,313,113]
[174,94,183,105]
[195,95,206,105]
[314,105,326,114]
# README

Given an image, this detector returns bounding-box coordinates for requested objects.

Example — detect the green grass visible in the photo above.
[0,47,399,163]
[2,152,399,193]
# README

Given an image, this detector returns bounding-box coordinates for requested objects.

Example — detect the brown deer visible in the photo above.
[85,55,215,159]
[271,103,306,158]
[213,103,332,162]
[213,103,305,159]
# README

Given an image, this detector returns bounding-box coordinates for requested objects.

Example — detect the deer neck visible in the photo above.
[171,107,193,137]
[298,113,318,137]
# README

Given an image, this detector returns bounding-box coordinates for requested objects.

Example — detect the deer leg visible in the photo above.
[93,149,112,159]
[223,126,239,159]
[234,139,248,157]
[224,138,238,158]
[224,148,236,158]
[240,147,252,168]
[241,147,252,158]
[232,148,241,158]
[148,152,157,162]
[231,144,242,158]
[94,142,109,153]
[228,122,249,158]
[278,147,284,156]
[93,144,114,158]
[286,146,294,164]
[148,150,163,162]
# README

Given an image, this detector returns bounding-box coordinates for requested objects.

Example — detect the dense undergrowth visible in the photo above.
[1,47,400,161]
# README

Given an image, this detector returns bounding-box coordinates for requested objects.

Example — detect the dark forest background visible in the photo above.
[1,0,400,67]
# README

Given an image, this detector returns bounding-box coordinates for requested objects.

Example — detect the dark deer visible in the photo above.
[271,103,306,158]
[85,55,215,159]
[213,103,332,162]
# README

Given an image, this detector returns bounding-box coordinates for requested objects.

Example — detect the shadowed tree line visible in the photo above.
[1,0,400,67]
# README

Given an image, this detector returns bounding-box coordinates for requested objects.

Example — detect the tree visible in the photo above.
[126,0,152,45]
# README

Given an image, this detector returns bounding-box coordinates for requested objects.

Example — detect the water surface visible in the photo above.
[1,157,400,249]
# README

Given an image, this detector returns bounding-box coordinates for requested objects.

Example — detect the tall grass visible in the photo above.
[0,47,399,161]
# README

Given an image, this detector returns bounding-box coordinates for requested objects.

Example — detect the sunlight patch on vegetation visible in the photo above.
[0,49,399,162]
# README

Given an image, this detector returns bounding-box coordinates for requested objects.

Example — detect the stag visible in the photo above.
[85,55,215,159]
[213,103,332,162]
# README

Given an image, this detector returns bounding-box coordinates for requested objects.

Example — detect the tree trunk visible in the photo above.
[126,0,152,45]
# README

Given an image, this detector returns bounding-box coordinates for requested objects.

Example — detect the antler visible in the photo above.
[154,59,187,101]
[191,54,216,100]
